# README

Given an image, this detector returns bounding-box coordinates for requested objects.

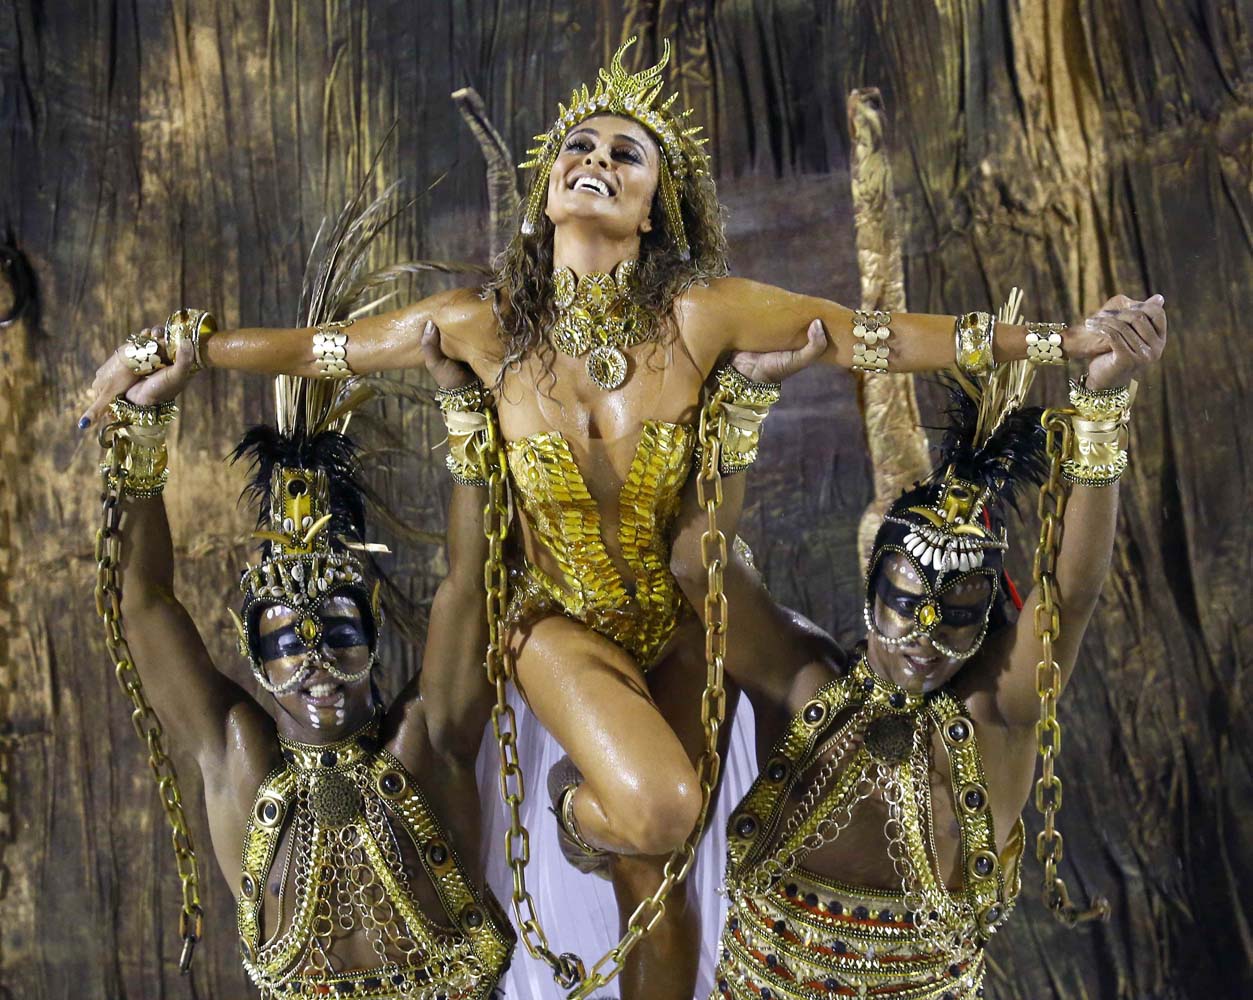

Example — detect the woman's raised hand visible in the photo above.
[1082,293,1168,390]
[80,338,144,429]
[419,320,478,390]
[730,318,828,384]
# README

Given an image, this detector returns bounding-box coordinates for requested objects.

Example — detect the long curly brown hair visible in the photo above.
[484,126,729,385]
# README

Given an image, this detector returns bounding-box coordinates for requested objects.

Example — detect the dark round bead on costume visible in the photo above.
[333,980,354,993]
[261,800,278,822]
[805,893,819,907]
[965,787,986,810]
[878,908,894,922]
[729,917,740,931]
[463,906,483,928]
[282,748,296,764]
[363,979,382,990]
[761,989,772,1000]
[862,677,875,692]
[719,980,729,994]
[824,978,839,990]
[735,814,758,837]
[379,771,404,795]
[803,701,826,724]
[947,720,970,742]
[427,842,450,866]
[241,873,256,899]
[723,948,730,962]
[767,760,788,781]
[833,940,848,954]
[929,910,940,921]
[977,990,986,997]
[766,953,778,967]
[390,974,406,986]
[773,919,787,935]
[943,994,955,1000]
[985,905,1003,923]
[785,882,798,897]
[853,905,869,920]
[974,855,994,877]
[827,899,844,914]
[889,692,906,709]
[949,964,962,977]
[319,750,338,767]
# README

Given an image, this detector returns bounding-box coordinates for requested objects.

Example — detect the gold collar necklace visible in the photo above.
[549,258,648,390]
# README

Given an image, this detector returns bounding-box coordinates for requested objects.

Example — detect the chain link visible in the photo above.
[477,392,732,997]
[1032,409,1109,926]
[94,422,204,969]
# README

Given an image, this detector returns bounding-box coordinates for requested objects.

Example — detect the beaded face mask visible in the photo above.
[864,473,1006,661]
[519,36,709,259]
[229,463,383,695]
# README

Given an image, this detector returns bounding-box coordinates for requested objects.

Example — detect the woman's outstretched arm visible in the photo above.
[680,277,1151,375]
[81,286,497,429]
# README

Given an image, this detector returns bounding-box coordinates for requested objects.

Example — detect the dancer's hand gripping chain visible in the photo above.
[477,390,731,997]
[1032,409,1111,925]
[95,416,204,971]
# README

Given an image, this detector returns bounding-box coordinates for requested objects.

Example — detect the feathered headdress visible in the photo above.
[518,36,710,259]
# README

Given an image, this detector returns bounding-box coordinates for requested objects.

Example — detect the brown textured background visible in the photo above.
[1,2,1249,998]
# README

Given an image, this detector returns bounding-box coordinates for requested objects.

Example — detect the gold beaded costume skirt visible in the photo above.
[504,420,695,670]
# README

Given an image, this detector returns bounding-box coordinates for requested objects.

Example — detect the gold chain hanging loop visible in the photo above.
[1032,408,1110,927]
[477,391,732,998]
[94,422,204,970]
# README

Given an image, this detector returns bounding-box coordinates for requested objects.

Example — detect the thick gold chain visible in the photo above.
[94,423,204,969]
[478,392,730,997]
[1032,409,1109,925]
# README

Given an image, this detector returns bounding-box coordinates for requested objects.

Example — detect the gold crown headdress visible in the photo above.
[519,36,709,259]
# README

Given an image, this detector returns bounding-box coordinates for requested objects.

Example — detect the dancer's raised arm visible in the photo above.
[680,277,1154,376]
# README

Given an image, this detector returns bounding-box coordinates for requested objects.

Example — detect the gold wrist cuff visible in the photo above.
[436,379,491,486]
[165,309,216,372]
[1063,380,1130,486]
[104,397,177,497]
[955,312,996,377]
[312,319,355,378]
[851,309,892,374]
[701,361,781,474]
[1069,378,1132,421]
[1025,321,1067,365]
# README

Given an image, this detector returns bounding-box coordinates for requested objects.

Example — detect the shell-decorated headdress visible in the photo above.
[519,36,709,259]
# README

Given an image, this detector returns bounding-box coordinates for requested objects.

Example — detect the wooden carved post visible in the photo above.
[847,88,932,568]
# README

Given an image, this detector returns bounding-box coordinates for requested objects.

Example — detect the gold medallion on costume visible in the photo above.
[309,771,362,827]
[549,259,648,391]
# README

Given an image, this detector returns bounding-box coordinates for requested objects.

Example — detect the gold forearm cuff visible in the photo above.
[851,309,892,374]
[955,311,996,377]
[436,379,491,486]
[1025,321,1067,365]
[165,309,216,371]
[312,319,355,378]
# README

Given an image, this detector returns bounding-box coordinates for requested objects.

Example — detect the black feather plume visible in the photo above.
[230,426,367,544]
[930,374,1049,512]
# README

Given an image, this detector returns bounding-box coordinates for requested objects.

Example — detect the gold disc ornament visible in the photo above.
[309,772,362,828]
[586,344,628,390]
[864,713,916,764]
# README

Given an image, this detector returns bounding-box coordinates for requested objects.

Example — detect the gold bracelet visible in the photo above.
[436,379,491,486]
[1025,321,1067,365]
[165,309,216,372]
[705,362,781,474]
[121,330,167,376]
[102,397,178,497]
[954,312,996,377]
[851,309,892,373]
[312,319,355,378]
[1061,379,1130,486]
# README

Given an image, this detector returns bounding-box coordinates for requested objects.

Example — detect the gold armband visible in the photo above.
[102,397,178,497]
[851,309,892,373]
[955,311,996,377]
[312,318,355,378]
[1062,379,1131,486]
[165,308,216,372]
[1025,320,1067,366]
[436,379,491,486]
[701,362,781,475]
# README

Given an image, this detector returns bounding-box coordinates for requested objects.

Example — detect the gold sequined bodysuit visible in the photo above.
[714,658,1023,999]
[506,420,696,669]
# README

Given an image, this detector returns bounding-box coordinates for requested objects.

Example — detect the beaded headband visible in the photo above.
[519,36,709,259]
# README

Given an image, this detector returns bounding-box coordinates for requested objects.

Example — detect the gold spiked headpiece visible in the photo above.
[519,36,709,259]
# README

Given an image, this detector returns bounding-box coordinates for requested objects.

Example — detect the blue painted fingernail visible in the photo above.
[78,416,90,429]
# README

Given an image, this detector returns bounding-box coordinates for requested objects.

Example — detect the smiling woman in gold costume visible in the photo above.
[83,37,1154,999]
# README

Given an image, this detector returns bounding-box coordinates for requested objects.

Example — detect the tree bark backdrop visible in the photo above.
[1,2,1249,998]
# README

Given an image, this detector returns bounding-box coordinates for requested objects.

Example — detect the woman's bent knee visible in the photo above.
[608,767,703,856]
